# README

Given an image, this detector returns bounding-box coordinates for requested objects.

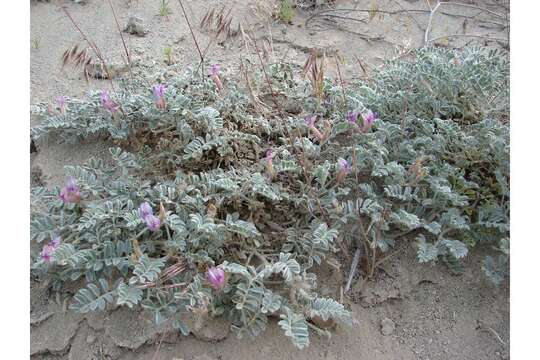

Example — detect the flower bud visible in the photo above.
[159,202,167,223]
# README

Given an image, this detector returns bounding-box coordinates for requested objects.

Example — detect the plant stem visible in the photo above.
[176,0,204,78]
[333,54,347,109]
[424,1,442,46]
[106,0,133,82]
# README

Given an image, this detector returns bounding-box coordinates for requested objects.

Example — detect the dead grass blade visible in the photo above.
[303,50,326,100]
[200,4,240,40]
[61,44,96,83]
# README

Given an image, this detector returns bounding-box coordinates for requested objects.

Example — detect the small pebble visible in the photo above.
[381,317,395,335]
[124,17,147,36]
[86,334,96,344]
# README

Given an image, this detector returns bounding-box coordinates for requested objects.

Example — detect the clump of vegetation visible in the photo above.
[163,46,174,65]
[278,0,295,24]
[159,0,172,17]
[30,47,509,348]
[31,36,40,50]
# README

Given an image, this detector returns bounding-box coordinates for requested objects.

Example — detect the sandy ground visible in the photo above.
[30,1,510,359]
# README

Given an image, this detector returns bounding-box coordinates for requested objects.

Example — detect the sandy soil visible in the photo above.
[30,1,510,359]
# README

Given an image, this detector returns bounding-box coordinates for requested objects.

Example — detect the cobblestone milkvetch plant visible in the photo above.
[30,47,509,347]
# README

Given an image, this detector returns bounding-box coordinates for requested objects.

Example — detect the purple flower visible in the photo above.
[59,188,69,203]
[152,84,167,100]
[207,266,226,289]
[144,214,161,232]
[346,111,359,124]
[100,90,119,114]
[41,236,61,262]
[100,90,111,105]
[336,158,352,183]
[265,149,274,162]
[338,158,352,174]
[138,202,154,220]
[59,177,81,204]
[362,111,378,127]
[208,64,221,76]
[65,177,78,193]
[138,202,161,231]
[152,84,167,110]
[56,96,67,113]
[40,244,55,263]
[305,115,325,141]
[305,115,317,128]
[208,64,223,92]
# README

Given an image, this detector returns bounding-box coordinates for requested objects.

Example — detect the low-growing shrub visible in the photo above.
[30,47,509,347]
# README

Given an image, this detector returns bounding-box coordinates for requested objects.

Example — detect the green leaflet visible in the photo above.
[278,309,310,349]
[69,279,115,313]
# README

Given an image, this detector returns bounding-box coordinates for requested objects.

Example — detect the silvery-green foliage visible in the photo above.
[70,279,115,313]
[336,48,509,282]
[278,309,310,349]
[30,146,351,347]
[130,255,166,285]
[30,47,508,349]
[357,47,509,121]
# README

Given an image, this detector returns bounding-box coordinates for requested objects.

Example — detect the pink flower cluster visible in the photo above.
[41,236,61,263]
[59,177,81,204]
[100,90,120,114]
[138,202,161,232]
[346,110,379,132]
[338,158,352,174]
[153,84,167,110]
[305,115,325,141]
[208,64,223,92]
[207,266,226,289]
[336,158,352,183]
[56,96,68,114]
